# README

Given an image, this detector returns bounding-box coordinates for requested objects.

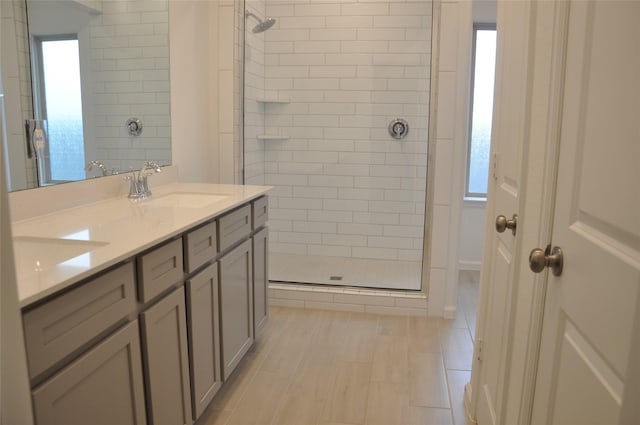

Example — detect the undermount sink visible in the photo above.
[142,192,230,209]
[13,236,109,273]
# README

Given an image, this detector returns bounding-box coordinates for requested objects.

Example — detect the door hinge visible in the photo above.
[476,339,484,362]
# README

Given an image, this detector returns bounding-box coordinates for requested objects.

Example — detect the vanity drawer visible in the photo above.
[252,196,268,230]
[138,238,184,303]
[184,221,217,273]
[23,262,136,381]
[218,204,252,252]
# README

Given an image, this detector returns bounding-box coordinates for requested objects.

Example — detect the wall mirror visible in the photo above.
[2,0,171,191]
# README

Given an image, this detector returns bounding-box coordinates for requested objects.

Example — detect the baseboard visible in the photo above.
[458,260,482,271]
[444,305,456,319]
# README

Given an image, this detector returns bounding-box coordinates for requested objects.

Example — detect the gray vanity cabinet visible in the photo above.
[31,321,147,425]
[141,286,192,425]
[252,226,269,335]
[185,263,222,420]
[219,239,254,380]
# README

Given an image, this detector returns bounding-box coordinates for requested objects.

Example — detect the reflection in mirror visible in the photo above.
[1,0,171,191]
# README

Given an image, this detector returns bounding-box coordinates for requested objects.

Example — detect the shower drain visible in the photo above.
[329,276,343,281]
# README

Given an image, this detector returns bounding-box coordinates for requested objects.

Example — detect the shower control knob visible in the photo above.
[495,214,517,235]
[388,118,409,140]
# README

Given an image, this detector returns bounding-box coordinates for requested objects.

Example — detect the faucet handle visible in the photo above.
[125,172,142,199]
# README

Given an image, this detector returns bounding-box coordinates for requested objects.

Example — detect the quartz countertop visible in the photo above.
[12,182,271,308]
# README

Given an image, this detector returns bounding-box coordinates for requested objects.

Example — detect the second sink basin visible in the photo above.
[13,236,109,273]
[142,192,230,209]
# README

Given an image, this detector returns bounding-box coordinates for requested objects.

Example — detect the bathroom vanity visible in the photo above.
[12,182,270,425]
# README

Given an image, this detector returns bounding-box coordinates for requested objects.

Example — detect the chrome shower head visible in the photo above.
[245,11,276,33]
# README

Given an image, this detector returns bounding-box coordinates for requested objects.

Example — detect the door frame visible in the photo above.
[467,1,570,423]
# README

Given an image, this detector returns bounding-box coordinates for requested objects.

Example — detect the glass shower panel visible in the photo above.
[243,0,432,291]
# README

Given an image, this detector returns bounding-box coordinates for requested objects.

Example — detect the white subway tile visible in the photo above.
[310,29,357,41]
[357,65,404,78]
[341,41,389,53]
[294,3,340,16]
[295,41,341,53]
[352,247,397,260]
[334,293,395,306]
[280,53,326,66]
[278,162,324,174]
[326,16,373,28]
[390,3,432,17]
[368,236,413,249]
[323,234,368,247]
[278,16,326,29]
[355,176,402,189]
[308,210,354,223]
[373,15,423,28]
[341,3,389,16]
[279,231,322,245]
[354,212,399,225]
[340,78,387,91]
[294,221,338,234]
[324,164,370,176]
[323,199,369,212]
[270,208,308,221]
[369,201,415,214]
[308,175,355,188]
[339,152,386,165]
[265,174,309,186]
[338,188,385,201]
[370,165,417,178]
[293,151,339,163]
[293,186,339,199]
[324,127,371,139]
[326,54,373,66]
[308,139,355,152]
[338,223,383,236]
[293,78,340,90]
[310,66,357,78]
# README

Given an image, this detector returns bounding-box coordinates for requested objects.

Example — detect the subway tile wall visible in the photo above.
[245,0,432,262]
[86,1,171,173]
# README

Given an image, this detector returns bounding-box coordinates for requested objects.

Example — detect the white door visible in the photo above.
[530,1,640,424]
[472,2,534,424]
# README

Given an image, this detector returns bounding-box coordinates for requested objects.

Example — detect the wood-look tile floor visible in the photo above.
[198,272,479,425]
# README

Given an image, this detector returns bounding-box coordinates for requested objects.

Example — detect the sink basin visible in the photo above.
[13,236,109,273]
[142,192,230,209]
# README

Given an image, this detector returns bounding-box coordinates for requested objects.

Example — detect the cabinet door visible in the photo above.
[219,239,254,380]
[32,321,146,425]
[186,263,222,420]
[141,287,192,425]
[252,227,269,336]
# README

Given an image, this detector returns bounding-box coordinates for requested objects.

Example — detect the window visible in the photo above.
[466,25,497,198]
[32,36,85,184]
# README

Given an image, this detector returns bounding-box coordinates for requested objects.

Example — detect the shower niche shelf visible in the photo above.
[257,134,289,141]
[256,97,290,104]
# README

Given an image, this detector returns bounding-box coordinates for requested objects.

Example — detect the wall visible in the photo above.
[458,200,486,270]
[257,0,432,264]
[1,0,36,191]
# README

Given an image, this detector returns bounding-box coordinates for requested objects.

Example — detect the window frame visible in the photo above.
[465,23,497,199]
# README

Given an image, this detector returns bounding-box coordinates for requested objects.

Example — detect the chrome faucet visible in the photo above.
[126,161,162,199]
[86,160,107,177]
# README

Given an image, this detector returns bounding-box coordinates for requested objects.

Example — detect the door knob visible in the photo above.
[529,246,563,276]
[495,214,518,235]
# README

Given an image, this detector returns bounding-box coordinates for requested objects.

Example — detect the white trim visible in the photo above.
[458,260,482,271]
[443,305,457,320]
[268,283,429,317]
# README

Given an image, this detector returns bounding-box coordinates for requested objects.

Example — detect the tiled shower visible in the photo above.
[243,0,432,291]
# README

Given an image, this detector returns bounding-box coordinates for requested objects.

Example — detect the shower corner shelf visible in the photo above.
[256,97,290,104]
[257,134,289,141]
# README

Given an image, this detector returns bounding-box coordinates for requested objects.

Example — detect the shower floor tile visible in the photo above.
[269,252,422,291]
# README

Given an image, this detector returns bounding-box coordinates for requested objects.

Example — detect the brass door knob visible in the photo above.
[529,246,563,276]
[495,214,518,235]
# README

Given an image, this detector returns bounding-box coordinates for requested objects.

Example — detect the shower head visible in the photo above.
[245,11,276,33]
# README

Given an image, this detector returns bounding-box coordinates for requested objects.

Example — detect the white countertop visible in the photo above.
[12,182,271,308]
